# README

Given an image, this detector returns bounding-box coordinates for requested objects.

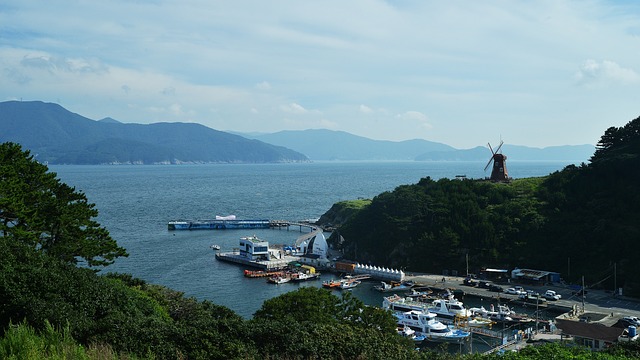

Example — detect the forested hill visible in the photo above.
[0,100,308,164]
[330,115,640,297]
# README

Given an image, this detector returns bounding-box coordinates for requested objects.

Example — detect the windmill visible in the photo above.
[484,141,509,181]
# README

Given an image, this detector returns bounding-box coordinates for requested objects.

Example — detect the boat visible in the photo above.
[243,269,284,278]
[397,326,425,343]
[210,244,221,250]
[428,297,473,319]
[267,275,291,284]
[339,279,361,290]
[383,294,431,313]
[470,304,533,325]
[322,279,343,289]
[290,271,321,282]
[373,280,414,292]
[394,310,470,343]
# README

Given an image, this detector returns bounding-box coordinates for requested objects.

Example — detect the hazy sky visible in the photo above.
[2,1,639,148]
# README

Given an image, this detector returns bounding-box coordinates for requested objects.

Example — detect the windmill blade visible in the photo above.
[494,140,504,154]
[484,156,493,171]
[487,142,495,155]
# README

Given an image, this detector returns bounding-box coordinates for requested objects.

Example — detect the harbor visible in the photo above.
[178,218,640,354]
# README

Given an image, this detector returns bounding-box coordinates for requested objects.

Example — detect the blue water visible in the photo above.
[50,161,574,319]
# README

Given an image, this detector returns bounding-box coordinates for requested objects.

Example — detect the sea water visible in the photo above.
[50,161,574,318]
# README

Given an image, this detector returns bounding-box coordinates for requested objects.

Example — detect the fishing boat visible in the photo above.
[394,310,470,343]
[322,279,343,289]
[339,279,361,290]
[290,271,321,282]
[373,280,414,292]
[397,326,425,343]
[470,304,533,325]
[267,275,291,284]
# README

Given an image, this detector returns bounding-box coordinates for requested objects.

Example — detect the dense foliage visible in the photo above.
[334,115,640,295]
[0,142,127,266]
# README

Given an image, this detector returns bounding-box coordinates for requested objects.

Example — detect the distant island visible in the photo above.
[246,130,595,162]
[0,100,308,164]
[1,100,594,164]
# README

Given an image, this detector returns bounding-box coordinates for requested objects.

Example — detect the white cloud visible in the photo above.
[359,104,373,114]
[575,59,640,86]
[2,1,640,147]
[280,102,308,114]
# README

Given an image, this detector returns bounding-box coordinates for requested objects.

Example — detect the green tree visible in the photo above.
[0,142,127,266]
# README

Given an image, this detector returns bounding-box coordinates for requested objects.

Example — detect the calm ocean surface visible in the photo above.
[50,161,574,319]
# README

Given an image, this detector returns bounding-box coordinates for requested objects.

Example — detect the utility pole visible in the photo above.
[614,262,617,297]
[466,253,469,276]
[582,276,585,313]
[535,294,539,336]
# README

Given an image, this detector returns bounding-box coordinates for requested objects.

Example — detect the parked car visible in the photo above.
[488,284,504,292]
[463,278,478,286]
[514,286,525,293]
[622,316,640,327]
[518,293,546,303]
[544,290,561,301]
[526,289,540,297]
[506,287,526,295]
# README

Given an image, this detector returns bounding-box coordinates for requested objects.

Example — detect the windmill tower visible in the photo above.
[484,141,509,181]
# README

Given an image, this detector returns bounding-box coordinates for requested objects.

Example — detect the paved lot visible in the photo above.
[404,273,640,318]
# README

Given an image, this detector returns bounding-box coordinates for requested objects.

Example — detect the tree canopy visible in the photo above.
[332,115,640,295]
[0,142,127,266]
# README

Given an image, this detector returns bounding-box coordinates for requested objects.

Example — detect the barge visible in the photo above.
[168,219,270,230]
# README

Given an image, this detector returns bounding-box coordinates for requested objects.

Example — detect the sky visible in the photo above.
[1,1,639,149]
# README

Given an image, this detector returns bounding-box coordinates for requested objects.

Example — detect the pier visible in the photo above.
[168,218,320,231]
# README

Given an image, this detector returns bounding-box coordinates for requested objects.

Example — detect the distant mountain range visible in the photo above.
[0,101,308,164]
[247,130,595,162]
[0,100,595,164]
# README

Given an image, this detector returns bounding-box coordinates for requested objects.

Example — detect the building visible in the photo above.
[555,311,629,350]
[511,268,561,285]
[238,235,270,261]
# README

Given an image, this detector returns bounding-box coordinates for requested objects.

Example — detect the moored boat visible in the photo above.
[267,275,291,284]
[428,297,473,319]
[383,294,431,313]
[339,279,361,290]
[374,280,415,292]
[290,271,321,282]
[322,279,342,289]
[244,269,285,278]
[394,310,471,343]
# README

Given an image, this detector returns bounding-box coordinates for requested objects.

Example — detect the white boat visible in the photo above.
[470,304,532,324]
[394,310,470,343]
[382,294,431,313]
[267,276,291,284]
[428,297,473,319]
[210,244,221,250]
[373,280,414,292]
[290,271,321,282]
[339,279,361,290]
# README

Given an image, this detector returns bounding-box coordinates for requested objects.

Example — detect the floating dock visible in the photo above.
[215,251,292,270]
[168,219,270,230]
